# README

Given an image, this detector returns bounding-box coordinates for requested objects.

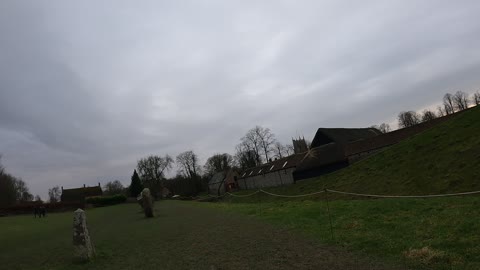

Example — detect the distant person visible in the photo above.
[34,206,39,218]
[40,206,46,218]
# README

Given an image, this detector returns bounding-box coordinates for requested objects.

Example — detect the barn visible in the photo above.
[293,128,382,180]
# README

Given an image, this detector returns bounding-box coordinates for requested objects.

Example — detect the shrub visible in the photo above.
[85,194,127,207]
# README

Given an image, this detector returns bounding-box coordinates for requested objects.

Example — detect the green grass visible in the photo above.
[227,106,480,203]
[0,202,400,270]
[207,196,480,269]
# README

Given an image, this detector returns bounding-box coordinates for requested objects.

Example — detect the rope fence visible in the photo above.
[259,189,325,198]
[203,188,480,200]
[325,189,480,198]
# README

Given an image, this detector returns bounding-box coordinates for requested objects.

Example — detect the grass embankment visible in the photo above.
[227,106,480,203]
[0,202,399,270]
[207,106,480,268]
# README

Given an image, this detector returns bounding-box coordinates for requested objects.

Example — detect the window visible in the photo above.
[270,165,274,171]
[282,161,288,168]
[258,169,263,174]
[241,172,246,177]
[248,171,253,176]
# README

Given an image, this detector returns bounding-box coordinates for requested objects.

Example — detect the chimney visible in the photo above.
[83,184,86,188]
[61,186,63,191]
[98,182,100,187]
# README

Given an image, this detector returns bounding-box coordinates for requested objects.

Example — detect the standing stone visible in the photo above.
[73,209,95,261]
[141,188,154,218]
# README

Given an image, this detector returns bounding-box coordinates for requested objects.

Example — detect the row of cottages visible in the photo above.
[238,153,307,190]
[60,184,103,203]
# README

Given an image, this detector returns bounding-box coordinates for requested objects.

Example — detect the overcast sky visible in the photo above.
[1,1,480,199]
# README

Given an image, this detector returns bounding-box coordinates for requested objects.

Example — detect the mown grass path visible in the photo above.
[0,201,399,270]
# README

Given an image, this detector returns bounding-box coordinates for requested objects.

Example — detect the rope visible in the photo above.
[206,193,227,198]
[201,188,480,200]
[227,190,261,197]
[326,189,480,198]
[260,189,325,198]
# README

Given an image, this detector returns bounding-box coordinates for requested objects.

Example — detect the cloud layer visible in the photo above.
[1,0,480,198]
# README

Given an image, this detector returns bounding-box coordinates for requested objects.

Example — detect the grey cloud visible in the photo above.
[1,0,480,198]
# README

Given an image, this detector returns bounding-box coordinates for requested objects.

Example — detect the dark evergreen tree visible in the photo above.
[129,170,143,197]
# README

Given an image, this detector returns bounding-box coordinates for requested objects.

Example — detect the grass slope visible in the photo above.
[228,106,480,202]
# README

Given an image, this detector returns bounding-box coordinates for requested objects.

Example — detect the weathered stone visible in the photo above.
[73,209,95,261]
[141,188,154,218]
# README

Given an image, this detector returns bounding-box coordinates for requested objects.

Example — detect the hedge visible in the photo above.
[0,201,85,216]
[85,194,127,207]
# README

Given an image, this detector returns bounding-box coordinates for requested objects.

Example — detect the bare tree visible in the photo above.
[104,180,125,195]
[255,126,276,162]
[443,93,455,115]
[176,150,200,179]
[0,155,4,176]
[437,105,445,117]
[0,173,16,207]
[137,155,173,198]
[204,153,233,177]
[0,157,30,206]
[48,186,62,203]
[234,141,258,170]
[273,142,290,159]
[34,195,42,202]
[239,126,276,165]
[285,144,295,155]
[14,179,33,202]
[242,128,263,165]
[452,91,469,111]
[421,109,437,122]
[398,111,421,128]
[473,91,480,106]
[374,123,391,133]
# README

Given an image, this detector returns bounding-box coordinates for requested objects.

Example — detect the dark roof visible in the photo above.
[311,128,382,148]
[209,172,226,185]
[61,186,103,202]
[295,143,346,172]
[239,152,307,178]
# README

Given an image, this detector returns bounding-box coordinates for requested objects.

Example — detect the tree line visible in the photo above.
[0,156,39,207]
[123,126,299,198]
[372,90,479,131]
[397,91,478,128]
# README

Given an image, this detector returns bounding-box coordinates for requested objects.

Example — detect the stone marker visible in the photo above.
[141,188,154,218]
[73,209,95,261]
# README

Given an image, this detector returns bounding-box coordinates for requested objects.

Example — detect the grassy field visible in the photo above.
[207,196,480,269]
[0,201,401,270]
